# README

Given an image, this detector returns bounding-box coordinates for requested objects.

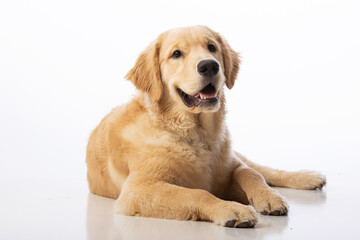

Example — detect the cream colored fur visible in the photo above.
[86,26,326,228]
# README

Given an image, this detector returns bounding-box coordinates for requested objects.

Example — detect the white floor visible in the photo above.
[1,166,360,240]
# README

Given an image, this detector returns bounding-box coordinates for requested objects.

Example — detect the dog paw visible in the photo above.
[212,201,258,228]
[289,170,326,190]
[250,189,288,216]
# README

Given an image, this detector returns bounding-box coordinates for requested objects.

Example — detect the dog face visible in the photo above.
[126,26,240,113]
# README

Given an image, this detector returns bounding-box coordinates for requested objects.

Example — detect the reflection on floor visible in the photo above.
[86,186,330,240]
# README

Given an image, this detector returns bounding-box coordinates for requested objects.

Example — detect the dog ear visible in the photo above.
[208,28,240,89]
[221,38,240,89]
[125,41,163,101]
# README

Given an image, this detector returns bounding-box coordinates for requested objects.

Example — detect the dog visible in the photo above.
[86,26,326,228]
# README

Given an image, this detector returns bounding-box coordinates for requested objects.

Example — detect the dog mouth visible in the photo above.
[177,83,219,108]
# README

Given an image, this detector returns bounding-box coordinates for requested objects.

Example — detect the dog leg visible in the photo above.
[114,177,258,228]
[235,152,326,190]
[229,164,289,216]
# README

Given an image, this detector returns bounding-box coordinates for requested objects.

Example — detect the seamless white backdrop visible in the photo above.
[0,0,359,187]
[1,1,360,239]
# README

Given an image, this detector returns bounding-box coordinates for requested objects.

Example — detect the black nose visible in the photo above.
[197,59,219,77]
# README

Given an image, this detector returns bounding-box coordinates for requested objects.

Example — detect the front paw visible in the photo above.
[250,189,288,216]
[212,201,258,228]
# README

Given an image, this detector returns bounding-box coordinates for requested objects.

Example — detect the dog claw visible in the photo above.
[235,221,255,228]
[269,210,281,216]
[224,219,255,228]
[225,219,237,227]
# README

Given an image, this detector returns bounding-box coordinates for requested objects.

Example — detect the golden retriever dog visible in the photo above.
[86,26,326,228]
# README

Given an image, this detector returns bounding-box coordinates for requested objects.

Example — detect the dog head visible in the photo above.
[126,26,240,113]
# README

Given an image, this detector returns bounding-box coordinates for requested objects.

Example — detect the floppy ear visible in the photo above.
[125,41,163,101]
[208,28,240,89]
[221,38,240,89]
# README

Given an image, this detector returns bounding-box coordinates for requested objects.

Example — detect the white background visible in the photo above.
[1,0,360,239]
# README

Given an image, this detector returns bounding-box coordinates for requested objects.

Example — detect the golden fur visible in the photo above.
[86,26,326,228]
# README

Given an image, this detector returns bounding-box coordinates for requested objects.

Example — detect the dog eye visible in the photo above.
[208,44,216,52]
[171,50,182,59]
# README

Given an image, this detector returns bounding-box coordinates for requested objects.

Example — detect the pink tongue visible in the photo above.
[199,91,216,98]
[194,84,217,98]
[194,91,217,98]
